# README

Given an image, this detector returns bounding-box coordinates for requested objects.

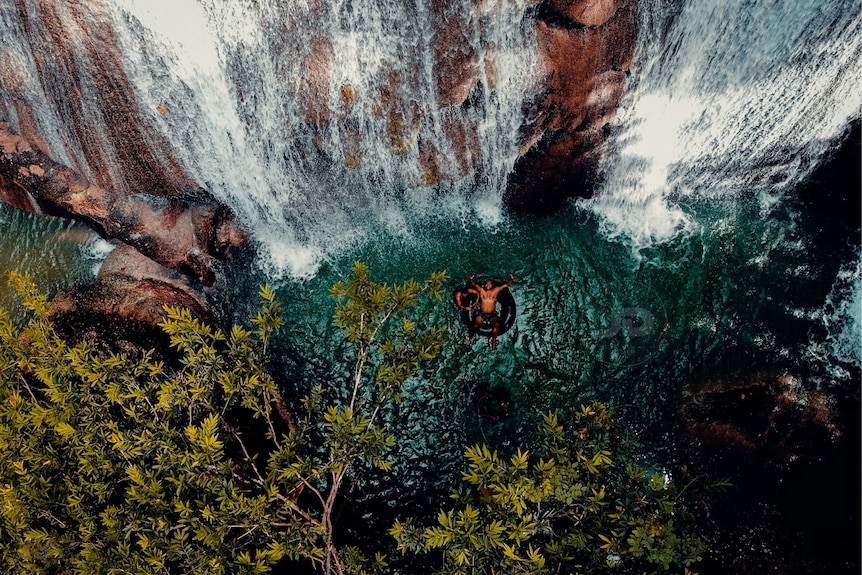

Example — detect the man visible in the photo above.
[457,274,516,350]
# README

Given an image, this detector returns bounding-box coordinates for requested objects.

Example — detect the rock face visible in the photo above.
[0,128,246,287]
[0,0,638,336]
[0,0,195,198]
[507,0,639,212]
[1,0,638,221]
[424,0,640,211]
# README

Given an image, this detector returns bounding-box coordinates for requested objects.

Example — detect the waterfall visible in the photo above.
[1,0,859,278]
[591,0,862,250]
[103,0,538,277]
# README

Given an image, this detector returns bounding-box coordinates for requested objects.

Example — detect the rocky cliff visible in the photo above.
[0,0,638,334]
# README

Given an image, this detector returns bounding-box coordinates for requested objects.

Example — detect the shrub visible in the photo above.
[0,266,718,575]
[392,403,716,575]
[0,265,447,575]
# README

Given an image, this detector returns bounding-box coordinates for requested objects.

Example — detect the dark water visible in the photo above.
[0,0,858,571]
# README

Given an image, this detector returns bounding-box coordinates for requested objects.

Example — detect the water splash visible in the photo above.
[591,0,862,252]
[809,250,862,380]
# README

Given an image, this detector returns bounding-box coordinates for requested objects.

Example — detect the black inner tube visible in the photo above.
[453,284,517,337]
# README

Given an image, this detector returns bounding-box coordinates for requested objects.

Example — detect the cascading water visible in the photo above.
[592,0,861,248]
[0,0,860,570]
[105,0,538,276]
[1,0,858,455]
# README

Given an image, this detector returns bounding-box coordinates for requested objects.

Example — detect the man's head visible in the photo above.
[484,280,494,290]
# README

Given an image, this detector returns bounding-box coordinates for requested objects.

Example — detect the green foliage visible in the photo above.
[392,404,714,575]
[301,262,449,572]
[0,265,448,575]
[0,278,310,574]
[0,266,718,575]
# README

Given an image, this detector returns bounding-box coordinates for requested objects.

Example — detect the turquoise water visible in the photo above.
[1,179,855,527]
[242,192,857,532]
[0,174,857,568]
[0,203,109,325]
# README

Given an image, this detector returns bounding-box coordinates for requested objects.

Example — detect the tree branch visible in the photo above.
[0,127,246,286]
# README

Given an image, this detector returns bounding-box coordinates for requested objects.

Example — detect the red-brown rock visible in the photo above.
[0,128,246,286]
[506,0,638,212]
[300,37,335,125]
[545,0,621,27]
[6,0,197,198]
[430,0,482,107]
[48,244,216,356]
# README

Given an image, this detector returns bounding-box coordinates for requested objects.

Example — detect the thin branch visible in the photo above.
[349,312,368,412]
[295,473,326,509]
[269,387,297,432]
[17,372,37,402]
[224,422,266,485]
[349,303,398,413]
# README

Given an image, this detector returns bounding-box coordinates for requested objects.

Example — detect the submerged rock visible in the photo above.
[681,371,842,464]
[678,371,860,575]
[472,384,514,422]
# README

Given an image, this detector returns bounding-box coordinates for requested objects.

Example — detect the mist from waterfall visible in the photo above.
[106,0,538,277]
[592,0,862,249]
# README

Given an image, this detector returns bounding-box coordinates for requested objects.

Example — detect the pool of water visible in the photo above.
[238,188,858,537]
[0,171,857,569]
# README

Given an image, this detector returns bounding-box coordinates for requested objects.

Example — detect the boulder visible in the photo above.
[48,244,216,357]
[506,0,638,212]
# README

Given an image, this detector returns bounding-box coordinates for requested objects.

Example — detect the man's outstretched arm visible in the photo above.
[489,275,516,296]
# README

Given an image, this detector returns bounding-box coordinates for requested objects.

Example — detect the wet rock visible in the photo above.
[430,0,482,107]
[678,371,860,575]
[681,372,842,464]
[7,0,196,198]
[472,384,514,422]
[795,119,861,230]
[300,36,335,125]
[0,128,247,286]
[506,0,638,212]
[48,244,216,357]
[546,0,621,27]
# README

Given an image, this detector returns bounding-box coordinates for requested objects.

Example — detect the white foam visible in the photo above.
[590,0,862,253]
[81,236,116,277]
[809,252,862,379]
